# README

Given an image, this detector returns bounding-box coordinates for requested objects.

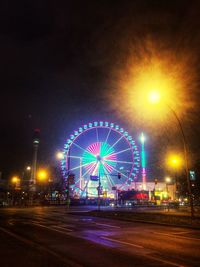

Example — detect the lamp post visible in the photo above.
[165,177,171,193]
[37,169,48,204]
[11,176,21,205]
[168,107,194,217]
[165,177,171,211]
[148,90,194,217]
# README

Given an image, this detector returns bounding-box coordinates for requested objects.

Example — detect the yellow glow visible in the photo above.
[165,177,171,183]
[166,154,183,169]
[148,90,161,104]
[11,176,20,183]
[109,40,196,127]
[130,59,180,119]
[37,170,48,181]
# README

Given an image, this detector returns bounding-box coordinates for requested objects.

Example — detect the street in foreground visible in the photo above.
[0,206,200,267]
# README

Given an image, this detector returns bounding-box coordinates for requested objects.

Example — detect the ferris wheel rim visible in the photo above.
[61,121,140,191]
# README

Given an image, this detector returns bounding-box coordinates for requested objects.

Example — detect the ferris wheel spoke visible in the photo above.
[107,135,124,153]
[110,165,129,180]
[76,162,97,192]
[70,161,96,172]
[102,161,114,173]
[92,162,100,175]
[82,162,97,179]
[105,128,111,143]
[81,162,100,193]
[109,147,132,157]
[101,165,114,188]
[71,142,94,157]
[82,154,96,163]
[68,155,83,159]
[104,159,133,165]
[106,173,115,188]
[107,176,115,187]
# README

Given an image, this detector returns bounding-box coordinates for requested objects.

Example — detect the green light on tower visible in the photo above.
[140,133,147,190]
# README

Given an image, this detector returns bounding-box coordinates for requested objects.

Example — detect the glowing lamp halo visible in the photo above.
[61,121,140,198]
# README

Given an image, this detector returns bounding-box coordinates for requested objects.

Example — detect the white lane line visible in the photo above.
[52,225,74,232]
[101,236,184,266]
[30,221,74,232]
[95,223,121,229]
[146,255,184,267]
[0,226,82,267]
[101,236,143,248]
[153,231,200,242]
[172,231,192,235]
[31,222,73,233]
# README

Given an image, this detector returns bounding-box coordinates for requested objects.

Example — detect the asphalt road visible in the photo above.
[0,206,200,267]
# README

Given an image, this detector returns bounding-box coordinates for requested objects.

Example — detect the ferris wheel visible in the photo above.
[61,121,140,198]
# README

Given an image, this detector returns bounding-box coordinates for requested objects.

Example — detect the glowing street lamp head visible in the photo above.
[56,151,64,160]
[148,90,161,104]
[37,169,48,182]
[165,177,171,183]
[166,154,182,169]
[11,176,19,183]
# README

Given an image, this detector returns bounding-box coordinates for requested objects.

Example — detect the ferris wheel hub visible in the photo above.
[96,155,102,161]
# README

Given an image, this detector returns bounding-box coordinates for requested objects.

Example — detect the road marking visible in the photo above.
[146,255,185,267]
[95,223,121,229]
[172,231,191,235]
[101,236,143,248]
[31,222,73,233]
[0,226,82,267]
[101,236,184,266]
[52,225,74,231]
[153,231,200,242]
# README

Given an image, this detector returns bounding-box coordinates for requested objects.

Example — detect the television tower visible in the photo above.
[30,129,40,190]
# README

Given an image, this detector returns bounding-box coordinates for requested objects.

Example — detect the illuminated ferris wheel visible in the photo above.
[61,121,140,198]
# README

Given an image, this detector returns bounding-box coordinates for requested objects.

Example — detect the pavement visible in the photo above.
[0,206,200,266]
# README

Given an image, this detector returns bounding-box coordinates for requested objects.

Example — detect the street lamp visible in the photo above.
[165,176,171,194]
[37,169,48,182]
[165,176,171,211]
[11,176,21,189]
[37,169,48,203]
[11,176,19,184]
[148,90,161,104]
[56,151,64,160]
[11,176,21,205]
[167,154,183,170]
[148,90,194,217]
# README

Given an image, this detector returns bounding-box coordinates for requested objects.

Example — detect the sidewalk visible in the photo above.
[76,207,200,229]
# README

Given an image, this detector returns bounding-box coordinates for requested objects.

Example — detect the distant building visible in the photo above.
[118,182,176,204]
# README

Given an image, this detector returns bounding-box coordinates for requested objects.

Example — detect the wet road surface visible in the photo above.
[0,206,200,267]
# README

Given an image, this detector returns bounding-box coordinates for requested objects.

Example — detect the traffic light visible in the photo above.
[118,172,121,179]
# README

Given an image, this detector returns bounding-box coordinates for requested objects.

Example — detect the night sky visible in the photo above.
[1,0,200,179]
